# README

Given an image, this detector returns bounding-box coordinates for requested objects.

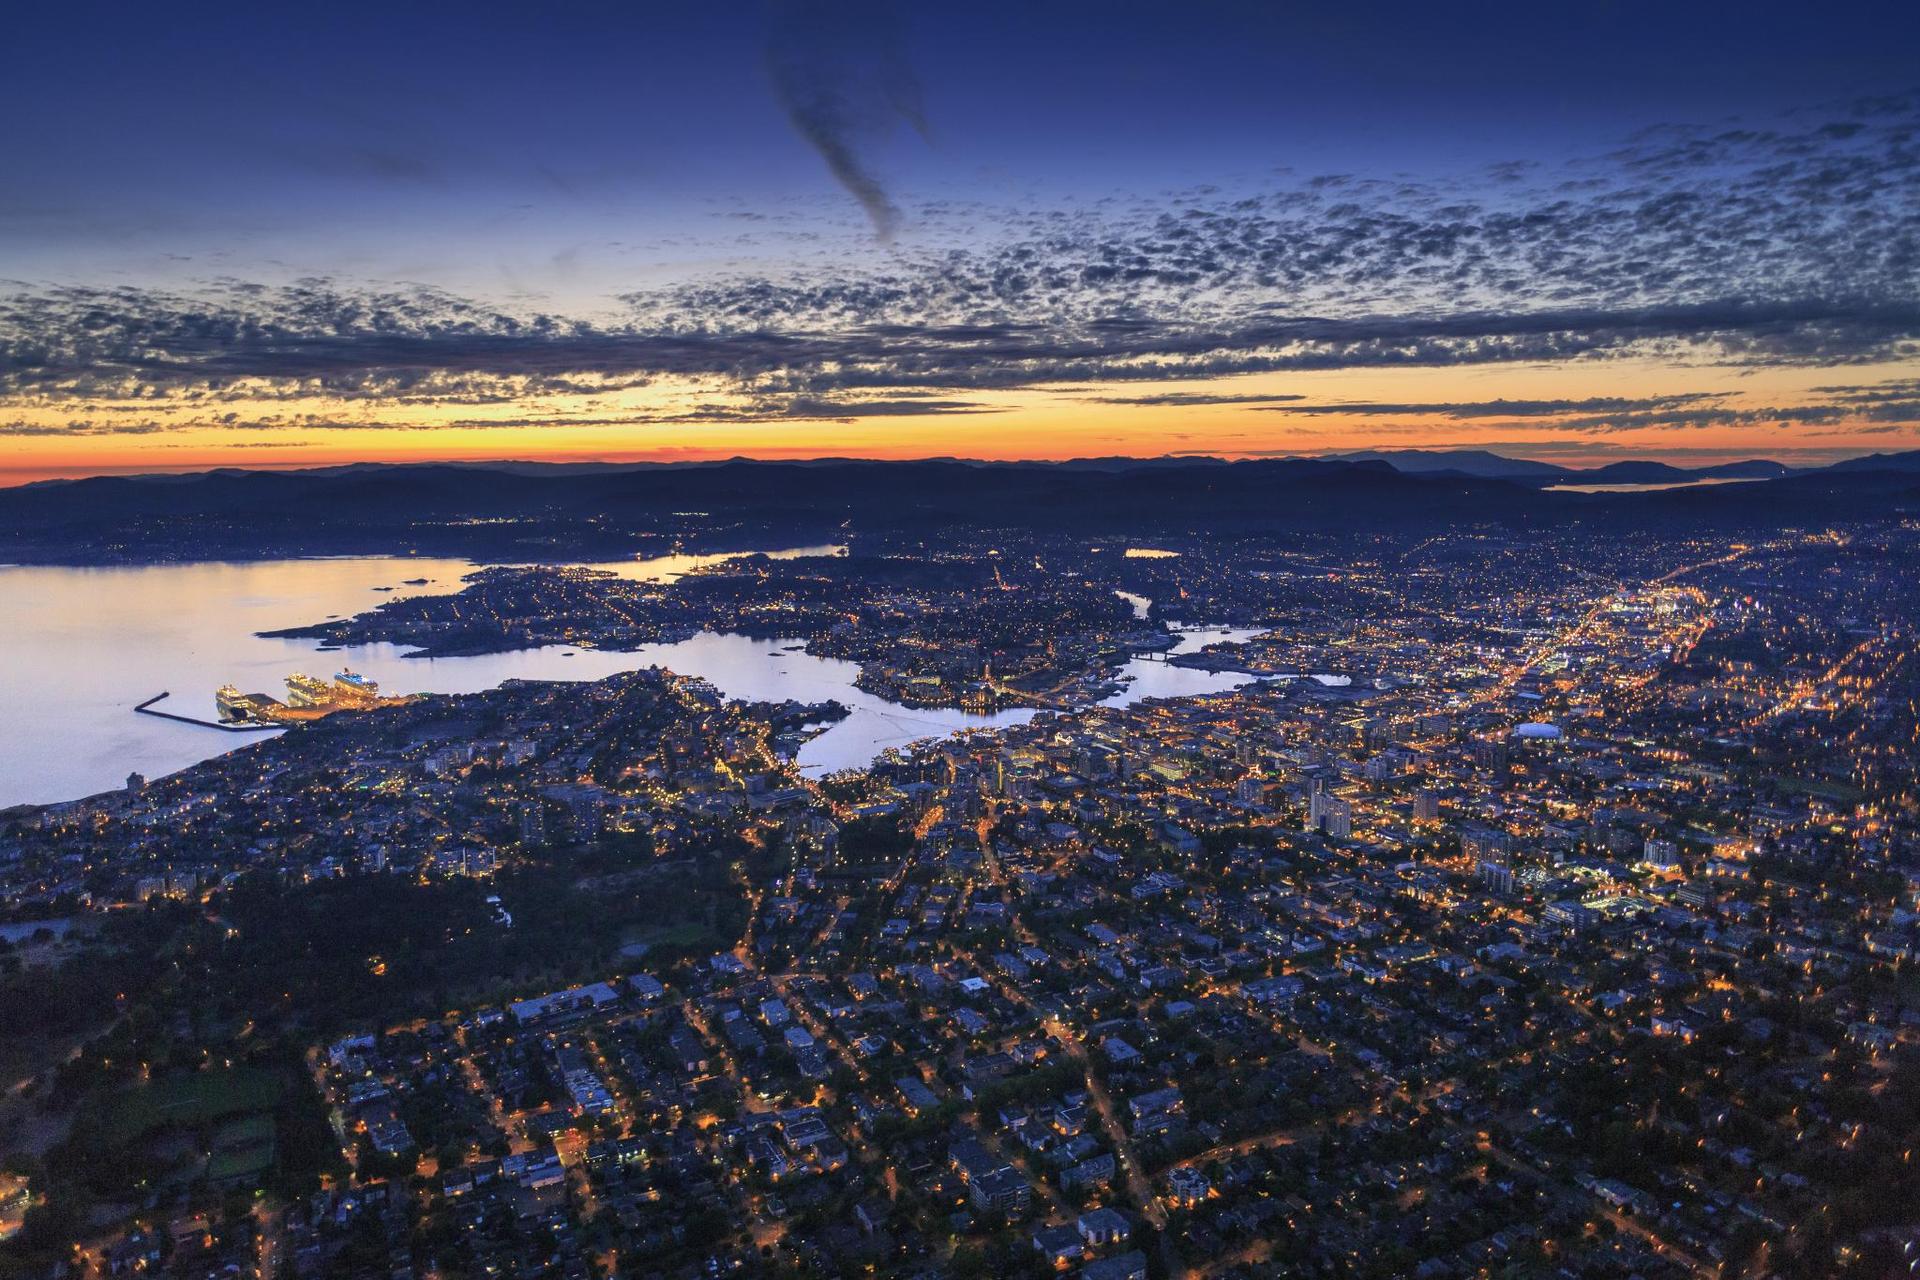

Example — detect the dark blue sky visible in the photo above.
[10,0,1916,287]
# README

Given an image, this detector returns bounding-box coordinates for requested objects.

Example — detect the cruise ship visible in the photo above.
[215,670,406,724]
[216,685,284,724]
[285,669,382,709]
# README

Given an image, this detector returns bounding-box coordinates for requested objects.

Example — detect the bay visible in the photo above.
[0,557,1267,806]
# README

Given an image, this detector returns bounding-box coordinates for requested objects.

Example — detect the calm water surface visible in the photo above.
[1545,476,1765,494]
[1097,626,1267,706]
[0,557,1267,806]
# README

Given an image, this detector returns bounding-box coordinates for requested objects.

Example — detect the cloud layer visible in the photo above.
[3,95,1916,440]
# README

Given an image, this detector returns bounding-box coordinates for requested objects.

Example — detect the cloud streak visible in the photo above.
[764,0,926,242]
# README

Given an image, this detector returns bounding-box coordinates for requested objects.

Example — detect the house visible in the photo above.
[1031,1223,1084,1266]
[1062,1152,1116,1191]
[854,1196,891,1236]
[1167,1165,1211,1205]
[1084,1252,1150,1280]
[950,1137,1003,1183]
[972,1166,1032,1216]
[508,980,621,1025]
[667,1028,708,1074]
[1078,1207,1131,1246]
[1128,1086,1183,1124]
[896,1075,941,1114]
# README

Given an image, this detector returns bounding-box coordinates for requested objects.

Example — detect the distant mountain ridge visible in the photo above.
[1325,449,1567,478]
[1824,450,1920,473]
[2,453,1915,565]
[1326,449,1795,483]
[18,449,1868,491]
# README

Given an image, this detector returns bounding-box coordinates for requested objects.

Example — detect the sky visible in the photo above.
[3,0,1918,483]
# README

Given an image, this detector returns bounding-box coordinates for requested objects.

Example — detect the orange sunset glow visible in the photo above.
[8,355,1916,486]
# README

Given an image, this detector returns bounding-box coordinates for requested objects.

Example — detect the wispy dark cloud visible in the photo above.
[764,0,926,242]
[1079,392,1309,407]
[0,420,170,437]
[1254,395,1723,418]
[1252,386,1920,435]
[0,395,1001,437]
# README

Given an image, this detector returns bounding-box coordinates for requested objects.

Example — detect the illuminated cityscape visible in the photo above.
[3,4,1919,1279]
[3,517,1918,1278]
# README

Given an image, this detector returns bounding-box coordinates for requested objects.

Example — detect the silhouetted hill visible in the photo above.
[1572,461,1695,484]
[1325,449,1566,478]
[0,456,1911,564]
[1565,459,1784,483]
[1326,450,1794,484]
[1693,459,1793,480]
[1822,450,1920,473]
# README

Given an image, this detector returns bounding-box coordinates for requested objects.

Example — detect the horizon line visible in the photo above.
[2,445,1892,490]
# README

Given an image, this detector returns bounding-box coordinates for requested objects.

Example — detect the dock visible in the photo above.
[134,693,279,733]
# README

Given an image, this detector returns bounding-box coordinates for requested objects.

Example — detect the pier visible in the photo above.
[134,693,279,733]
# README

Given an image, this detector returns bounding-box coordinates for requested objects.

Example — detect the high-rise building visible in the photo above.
[1477,859,1514,895]
[1323,796,1352,840]
[1306,779,1328,833]
[1305,779,1351,838]
[1642,836,1680,868]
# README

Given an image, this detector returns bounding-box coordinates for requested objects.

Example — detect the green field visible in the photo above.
[1772,775,1867,804]
[205,1142,275,1184]
[620,920,718,951]
[83,1067,283,1151]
